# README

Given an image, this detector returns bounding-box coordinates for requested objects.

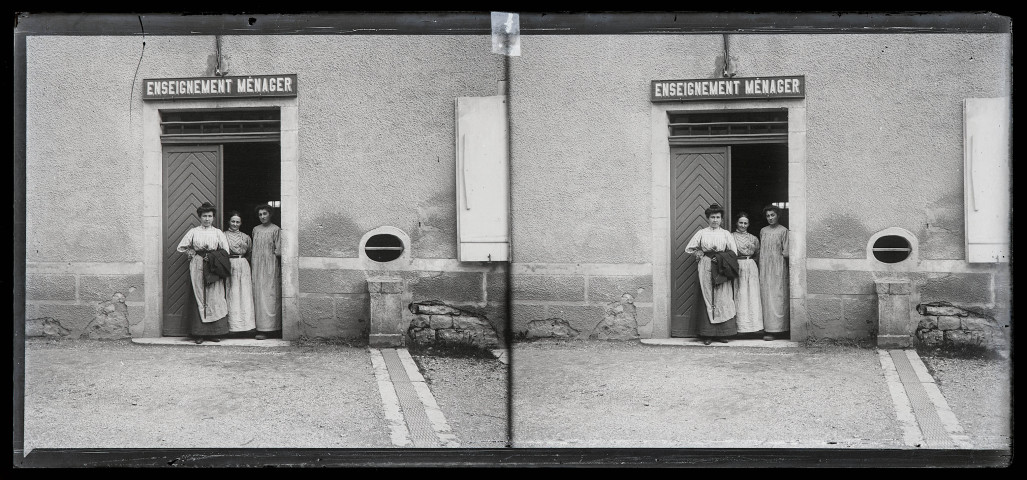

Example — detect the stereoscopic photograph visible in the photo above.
[14,11,1011,468]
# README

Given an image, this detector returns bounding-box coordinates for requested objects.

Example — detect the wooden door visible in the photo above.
[162,145,222,336]
[670,146,730,337]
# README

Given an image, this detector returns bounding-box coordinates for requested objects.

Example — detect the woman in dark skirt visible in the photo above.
[683,203,739,345]
[176,201,231,344]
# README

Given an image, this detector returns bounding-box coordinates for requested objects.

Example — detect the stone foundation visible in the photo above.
[26,272,142,338]
[525,318,580,339]
[81,292,131,340]
[512,272,652,340]
[25,317,72,338]
[915,301,1009,352]
[590,294,640,340]
[26,292,132,340]
[407,300,500,349]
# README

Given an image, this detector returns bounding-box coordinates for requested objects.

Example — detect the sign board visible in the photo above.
[143,74,298,101]
[651,75,805,102]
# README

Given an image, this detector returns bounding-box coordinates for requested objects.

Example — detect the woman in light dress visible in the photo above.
[224,211,256,336]
[731,211,765,338]
[176,201,230,344]
[684,203,738,345]
[251,205,282,340]
[759,204,789,340]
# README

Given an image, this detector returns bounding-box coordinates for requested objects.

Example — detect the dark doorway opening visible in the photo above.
[729,144,788,232]
[223,143,281,233]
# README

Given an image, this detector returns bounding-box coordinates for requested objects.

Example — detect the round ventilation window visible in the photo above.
[364,234,404,262]
[872,235,912,263]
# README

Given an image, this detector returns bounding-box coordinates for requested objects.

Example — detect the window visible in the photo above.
[159,108,281,144]
[867,228,917,266]
[364,234,404,263]
[871,235,912,264]
[668,110,788,145]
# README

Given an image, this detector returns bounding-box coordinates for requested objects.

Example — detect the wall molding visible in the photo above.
[298,257,505,273]
[511,263,651,276]
[807,258,1002,273]
[26,262,145,275]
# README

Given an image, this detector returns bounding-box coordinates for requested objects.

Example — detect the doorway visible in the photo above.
[223,143,282,235]
[668,112,789,338]
[161,141,281,337]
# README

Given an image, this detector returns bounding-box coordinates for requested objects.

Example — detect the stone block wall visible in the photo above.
[407,301,500,349]
[298,265,506,341]
[512,273,651,341]
[915,302,1009,353]
[25,273,144,339]
[804,268,1009,342]
[297,268,370,339]
[805,271,882,340]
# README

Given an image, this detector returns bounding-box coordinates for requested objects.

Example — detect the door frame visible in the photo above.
[650,101,808,341]
[141,99,299,339]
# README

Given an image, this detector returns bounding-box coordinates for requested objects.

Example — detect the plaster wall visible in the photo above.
[510,33,1009,264]
[508,33,1010,339]
[24,33,1011,340]
[28,34,504,264]
[25,35,505,338]
[275,35,504,259]
[26,36,152,263]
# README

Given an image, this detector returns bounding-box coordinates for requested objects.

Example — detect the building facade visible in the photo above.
[20,14,1011,346]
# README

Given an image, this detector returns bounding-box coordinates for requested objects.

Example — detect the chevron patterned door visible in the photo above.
[162,145,223,336]
[670,146,730,337]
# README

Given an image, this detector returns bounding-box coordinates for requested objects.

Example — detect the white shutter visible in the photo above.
[455,96,509,261]
[964,97,1011,263]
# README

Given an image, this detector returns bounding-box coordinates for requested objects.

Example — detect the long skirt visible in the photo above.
[226,257,256,332]
[760,252,790,333]
[187,255,230,337]
[696,256,737,338]
[733,258,764,333]
[252,253,282,332]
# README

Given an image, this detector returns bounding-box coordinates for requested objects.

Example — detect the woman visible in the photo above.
[224,211,256,336]
[759,204,790,340]
[251,205,282,340]
[176,201,231,344]
[731,212,765,338]
[684,203,739,345]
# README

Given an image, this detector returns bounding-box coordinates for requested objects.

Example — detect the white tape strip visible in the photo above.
[396,348,461,447]
[369,348,413,447]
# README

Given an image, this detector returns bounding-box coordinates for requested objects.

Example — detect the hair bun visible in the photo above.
[709,203,721,209]
[200,201,215,208]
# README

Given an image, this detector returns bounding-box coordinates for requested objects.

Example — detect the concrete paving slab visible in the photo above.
[512,339,904,449]
[24,338,390,452]
[917,354,1011,449]
[411,354,508,448]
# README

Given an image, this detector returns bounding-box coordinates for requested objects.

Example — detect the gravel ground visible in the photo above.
[412,354,508,448]
[511,339,903,449]
[23,338,391,452]
[918,353,1012,449]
